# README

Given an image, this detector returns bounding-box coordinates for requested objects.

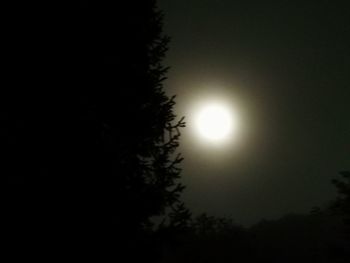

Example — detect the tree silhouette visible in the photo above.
[331,170,350,251]
[160,213,252,263]
[4,1,186,261]
[331,171,350,225]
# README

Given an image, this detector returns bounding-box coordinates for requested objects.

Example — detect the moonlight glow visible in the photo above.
[195,103,236,142]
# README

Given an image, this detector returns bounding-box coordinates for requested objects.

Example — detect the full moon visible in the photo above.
[195,103,236,142]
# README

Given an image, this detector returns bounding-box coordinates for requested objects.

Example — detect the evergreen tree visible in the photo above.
[77,0,187,228]
[4,1,187,261]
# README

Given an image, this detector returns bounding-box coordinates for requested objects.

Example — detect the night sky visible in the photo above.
[159,0,350,225]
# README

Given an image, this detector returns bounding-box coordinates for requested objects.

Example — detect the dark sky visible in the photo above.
[159,0,350,225]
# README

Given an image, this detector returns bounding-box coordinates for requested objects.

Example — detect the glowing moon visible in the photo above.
[195,103,235,142]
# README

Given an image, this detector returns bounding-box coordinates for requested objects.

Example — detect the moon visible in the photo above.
[195,103,236,143]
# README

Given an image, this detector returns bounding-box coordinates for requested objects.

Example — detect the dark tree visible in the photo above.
[331,171,350,252]
[331,171,350,226]
[324,170,350,262]
[76,0,187,221]
[160,213,252,263]
[3,1,186,261]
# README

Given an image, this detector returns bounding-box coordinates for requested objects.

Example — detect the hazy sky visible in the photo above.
[159,0,350,225]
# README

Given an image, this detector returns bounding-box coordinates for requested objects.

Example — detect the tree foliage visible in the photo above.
[4,1,187,261]
[331,171,350,237]
[331,171,350,220]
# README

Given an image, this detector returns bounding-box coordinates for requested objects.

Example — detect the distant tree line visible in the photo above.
[160,171,350,263]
